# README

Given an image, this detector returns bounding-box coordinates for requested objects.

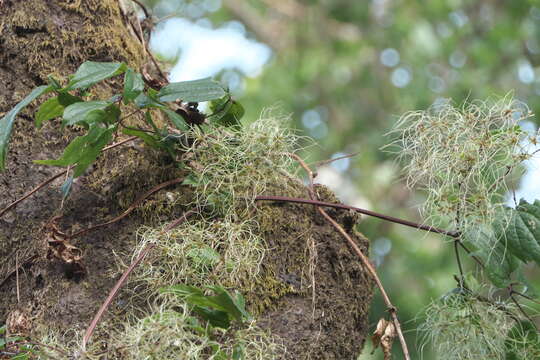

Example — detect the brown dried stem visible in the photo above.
[70,177,184,239]
[0,136,138,218]
[82,210,195,351]
[286,152,411,360]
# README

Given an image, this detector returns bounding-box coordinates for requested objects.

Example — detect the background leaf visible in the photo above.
[158,78,226,102]
[0,85,53,170]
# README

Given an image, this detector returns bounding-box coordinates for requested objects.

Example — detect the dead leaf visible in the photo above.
[42,217,85,275]
[371,318,396,360]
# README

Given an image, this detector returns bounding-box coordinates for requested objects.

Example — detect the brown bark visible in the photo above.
[0,1,374,358]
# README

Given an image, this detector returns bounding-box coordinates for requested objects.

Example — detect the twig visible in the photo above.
[511,289,540,306]
[70,177,184,239]
[286,152,411,360]
[318,209,410,359]
[0,136,138,218]
[454,240,464,288]
[0,171,65,218]
[509,294,539,332]
[130,0,149,18]
[15,252,20,303]
[0,255,37,289]
[312,151,360,168]
[82,210,195,351]
[255,195,460,238]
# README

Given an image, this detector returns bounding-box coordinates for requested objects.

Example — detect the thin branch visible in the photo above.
[255,195,460,238]
[0,136,138,218]
[318,208,410,359]
[312,151,360,168]
[454,240,464,288]
[511,289,540,306]
[286,152,410,360]
[130,0,149,18]
[82,210,195,351]
[70,177,184,239]
[509,294,539,332]
[0,171,65,218]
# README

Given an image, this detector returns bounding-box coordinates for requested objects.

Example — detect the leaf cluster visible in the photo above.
[0,61,245,198]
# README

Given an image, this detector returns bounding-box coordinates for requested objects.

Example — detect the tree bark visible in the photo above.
[0,1,374,358]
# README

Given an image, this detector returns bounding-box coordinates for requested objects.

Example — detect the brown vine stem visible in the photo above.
[0,136,138,218]
[256,195,460,238]
[256,195,484,269]
[286,153,411,360]
[82,210,195,351]
[69,177,184,239]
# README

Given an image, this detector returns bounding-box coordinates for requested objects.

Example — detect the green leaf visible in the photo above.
[34,124,114,177]
[36,97,64,128]
[36,92,84,128]
[134,92,165,109]
[123,68,145,104]
[66,61,127,90]
[162,108,190,131]
[72,126,114,177]
[208,96,244,128]
[0,85,53,170]
[218,100,244,128]
[192,307,231,329]
[62,100,110,127]
[464,226,520,288]
[61,175,74,201]
[498,200,540,266]
[122,127,161,149]
[158,78,226,102]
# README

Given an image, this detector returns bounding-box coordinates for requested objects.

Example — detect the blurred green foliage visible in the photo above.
[140,0,540,358]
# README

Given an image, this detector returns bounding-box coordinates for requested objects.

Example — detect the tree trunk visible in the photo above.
[0,1,374,358]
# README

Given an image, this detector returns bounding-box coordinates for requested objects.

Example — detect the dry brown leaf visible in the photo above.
[371,318,396,360]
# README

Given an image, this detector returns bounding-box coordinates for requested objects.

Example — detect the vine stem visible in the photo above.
[285,153,411,360]
[0,136,138,218]
[82,210,195,351]
[256,195,460,238]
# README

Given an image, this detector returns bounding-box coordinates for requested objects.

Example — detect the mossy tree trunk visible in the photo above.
[0,1,374,358]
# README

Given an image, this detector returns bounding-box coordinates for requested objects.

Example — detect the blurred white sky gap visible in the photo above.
[150,18,271,82]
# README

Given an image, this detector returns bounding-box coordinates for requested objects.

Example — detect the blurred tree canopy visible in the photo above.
[139,0,540,358]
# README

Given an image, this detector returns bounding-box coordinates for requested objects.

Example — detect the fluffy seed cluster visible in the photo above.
[390,95,537,231]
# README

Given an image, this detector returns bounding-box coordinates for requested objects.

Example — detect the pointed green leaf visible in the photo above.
[36,97,64,128]
[192,307,231,329]
[162,108,190,131]
[0,85,53,170]
[123,68,145,104]
[62,100,110,127]
[36,92,84,128]
[34,124,114,177]
[158,78,226,102]
[73,126,114,177]
[134,92,165,109]
[66,61,127,90]
[122,127,161,149]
